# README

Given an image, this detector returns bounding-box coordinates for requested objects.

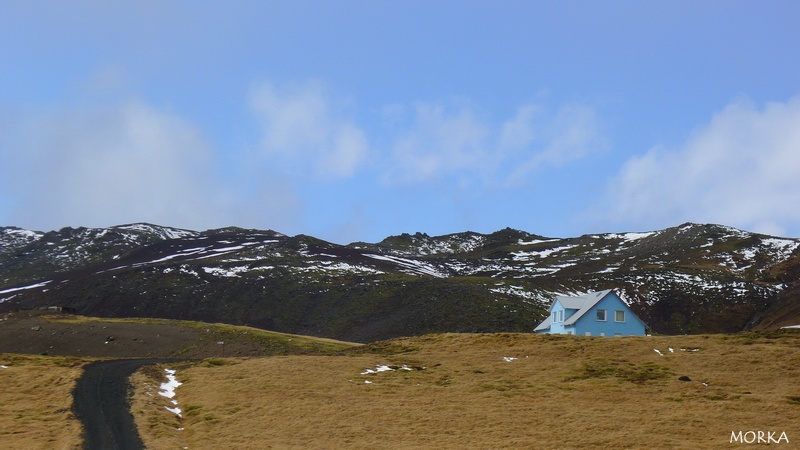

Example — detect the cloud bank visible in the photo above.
[0,102,228,230]
[249,81,368,179]
[24,75,780,242]
[0,100,309,233]
[247,81,604,190]
[383,100,604,187]
[602,96,800,236]
[5,82,798,241]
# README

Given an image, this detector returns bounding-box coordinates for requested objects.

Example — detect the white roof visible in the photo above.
[535,289,615,331]
[560,289,614,326]
[533,315,551,332]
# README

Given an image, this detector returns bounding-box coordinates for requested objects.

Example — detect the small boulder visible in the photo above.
[678,375,692,382]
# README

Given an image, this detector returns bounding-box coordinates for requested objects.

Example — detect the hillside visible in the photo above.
[0,310,357,359]
[6,331,798,448]
[1,222,799,341]
[152,331,799,448]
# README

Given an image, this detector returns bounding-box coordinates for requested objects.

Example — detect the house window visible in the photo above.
[559,310,564,322]
[615,310,625,322]
[596,309,607,321]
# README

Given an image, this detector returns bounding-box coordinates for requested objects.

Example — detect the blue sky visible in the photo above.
[1,1,799,243]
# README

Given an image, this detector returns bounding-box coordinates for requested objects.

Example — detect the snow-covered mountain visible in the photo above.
[1,222,799,341]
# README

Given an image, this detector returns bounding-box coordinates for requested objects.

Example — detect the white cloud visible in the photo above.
[602,95,800,236]
[387,102,490,183]
[249,81,368,179]
[498,104,540,150]
[0,101,302,232]
[0,102,221,229]
[503,103,603,185]
[384,101,603,187]
[0,81,605,238]
[247,84,602,189]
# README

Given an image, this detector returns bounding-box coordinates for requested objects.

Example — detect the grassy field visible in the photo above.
[0,354,84,450]
[0,313,357,450]
[130,331,800,449]
[3,328,799,449]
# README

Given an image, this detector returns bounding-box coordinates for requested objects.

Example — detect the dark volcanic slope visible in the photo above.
[0,312,211,358]
[2,222,799,340]
[0,311,355,358]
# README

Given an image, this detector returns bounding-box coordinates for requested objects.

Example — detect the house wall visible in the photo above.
[573,293,646,336]
[547,301,568,334]
[545,301,580,334]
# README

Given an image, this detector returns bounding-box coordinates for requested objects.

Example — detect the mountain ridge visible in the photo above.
[2,222,799,342]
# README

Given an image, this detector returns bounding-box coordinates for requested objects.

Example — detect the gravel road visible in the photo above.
[73,359,179,450]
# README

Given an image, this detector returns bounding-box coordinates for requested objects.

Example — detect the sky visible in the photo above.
[1,1,799,243]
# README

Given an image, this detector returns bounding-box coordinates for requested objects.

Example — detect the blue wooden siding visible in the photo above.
[571,292,646,336]
[548,300,568,334]
[546,300,582,335]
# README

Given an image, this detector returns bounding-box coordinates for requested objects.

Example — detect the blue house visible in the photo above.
[534,289,647,336]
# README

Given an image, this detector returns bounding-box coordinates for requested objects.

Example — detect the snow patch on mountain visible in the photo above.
[599,231,658,242]
[418,234,486,255]
[511,244,579,261]
[489,284,550,304]
[114,223,197,240]
[0,227,44,252]
[203,266,253,278]
[364,254,447,277]
[292,261,384,277]
[0,280,53,303]
[518,238,559,245]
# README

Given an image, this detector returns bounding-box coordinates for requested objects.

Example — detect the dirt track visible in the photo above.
[73,359,179,450]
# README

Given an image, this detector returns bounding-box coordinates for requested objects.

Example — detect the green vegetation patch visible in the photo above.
[565,359,673,384]
[349,339,421,356]
[199,358,238,367]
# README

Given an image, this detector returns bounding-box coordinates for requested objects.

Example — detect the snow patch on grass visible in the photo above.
[360,364,423,375]
[159,368,183,418]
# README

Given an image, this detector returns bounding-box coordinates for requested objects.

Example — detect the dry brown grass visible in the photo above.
[0,353,85,449]
[3,331,799,449]
[130,364,190,450]
[131,331,800,449]
[0,313,355,449]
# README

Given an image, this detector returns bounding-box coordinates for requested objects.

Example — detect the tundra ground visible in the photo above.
[2,312,799,449]
[134,331,800,449]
